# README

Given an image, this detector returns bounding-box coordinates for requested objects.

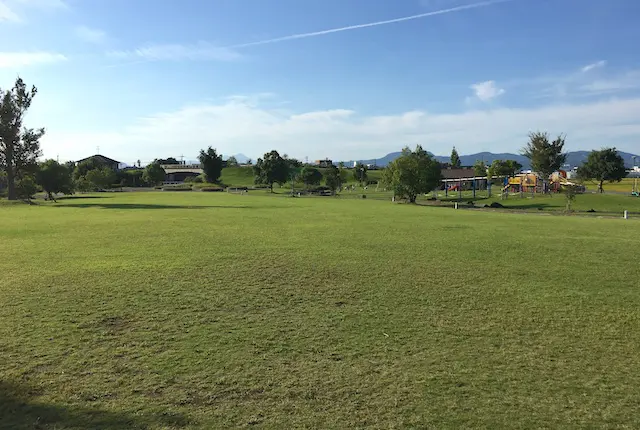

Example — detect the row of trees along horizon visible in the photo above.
[0,77,631,201]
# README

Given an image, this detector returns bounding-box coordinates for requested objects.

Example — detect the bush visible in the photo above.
[16,176,38,200]
[162,184,192,191]
[200,186,224,192]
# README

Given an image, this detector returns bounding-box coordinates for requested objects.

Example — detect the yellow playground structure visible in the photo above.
[503,170,584,194]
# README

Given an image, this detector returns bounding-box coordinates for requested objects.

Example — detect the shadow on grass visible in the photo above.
[52,203,252,210]
[0,381,190,429]
[57,195,110,200]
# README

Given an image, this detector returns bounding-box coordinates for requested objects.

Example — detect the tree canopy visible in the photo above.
[0,77,44,200]
[36,159,74,201]
[577,148,627,193]
[226,156,238,167]
[522,131,567,177]
[157,157,180,165]
[85,167,116,190]
[143,162,166,186]
[450,147,461,168]
[324,165,347,195]
[198,147,223,183]
[300,166,322,188]
[473,160,487,177]
[253,150,289,192]
[382,145,441,203]
[487,159,522,179]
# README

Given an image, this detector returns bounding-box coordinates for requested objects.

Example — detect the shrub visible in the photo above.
[200,186,224,192]
[162,184,192,191]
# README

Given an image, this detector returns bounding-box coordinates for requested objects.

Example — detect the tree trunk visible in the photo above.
[409,194,417,204]
[269,183,273,193]
[6,145,16,200]
[599,180,604,193]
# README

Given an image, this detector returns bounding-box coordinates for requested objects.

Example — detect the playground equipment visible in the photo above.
[502,170,585,196]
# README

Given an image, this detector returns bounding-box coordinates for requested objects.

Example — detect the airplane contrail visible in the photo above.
[231,0,513,49]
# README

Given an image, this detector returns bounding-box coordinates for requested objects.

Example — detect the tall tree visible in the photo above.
[198,147,223,183]
[142,161,166,186]
[382,146,441,203]
[0,78,44,200]
[36,159,75,201]
[74,156,109,180]
[450,147,461,168]
[324,165,345,195]
[353,163,368,185]
[253,150,288,192]
[522,131,567,177]
[577,148,627,193]
[300,166,322,189]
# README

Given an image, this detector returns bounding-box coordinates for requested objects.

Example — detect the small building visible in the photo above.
[315,159,333,168]
[76,154,124,170]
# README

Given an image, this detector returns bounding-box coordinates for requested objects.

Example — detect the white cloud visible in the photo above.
[0,0,67,22]
[581,60,607,73]
[0,2,21,21]
[75,25,108,44]
[0,51,66,68]
[470,80,505,102]
[107,42,242,62]
[40,95,640,163]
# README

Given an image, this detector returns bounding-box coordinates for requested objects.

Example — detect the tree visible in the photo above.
[36,159,74,201]
[198,147,223,183]
[577,147,626,193]
[300,166,322,189]
[226,156,238,167]
[487,159,522,179]
[16,175,37,200]
[142,162,166,186]
[157,157,180,165]
[473,160,487,177]
[0,77,45,200]
[382,146,441,203]
[353,163,368,185]
[522,131,567,178]
[74,156,108,180]
[137,159,141,168]
[85,167,116,190]
[324,165,347,195]
[450,147,461,168]
[253,150,289,192]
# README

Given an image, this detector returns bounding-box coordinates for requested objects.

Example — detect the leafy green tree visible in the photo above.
[36,159,74,201]
[301,166,322,189]
[382,146,441,203]
[473,160,487,177]
[353,163,368,185]
[0,77,44,200]
[522,131,567,177]
[74,156,109,180]
[85,167,116,190]
[324,165,345,195]
[157,157,180,165]
[450,147,461,168]
[15,175,37,200]
[487,159,522,179]
[198,147,223,183]
[226,156,238,167]
[253,150,289,192]
[577,147,626,193]
[142,162,166,186]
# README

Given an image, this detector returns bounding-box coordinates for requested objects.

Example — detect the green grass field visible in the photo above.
[2,192,640,428]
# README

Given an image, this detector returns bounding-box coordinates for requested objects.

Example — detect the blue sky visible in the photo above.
[1,0,639,164]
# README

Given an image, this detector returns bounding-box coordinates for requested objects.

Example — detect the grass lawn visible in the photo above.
[2,192,640,428]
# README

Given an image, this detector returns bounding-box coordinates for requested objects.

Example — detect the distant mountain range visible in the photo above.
[343,151,640,170]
